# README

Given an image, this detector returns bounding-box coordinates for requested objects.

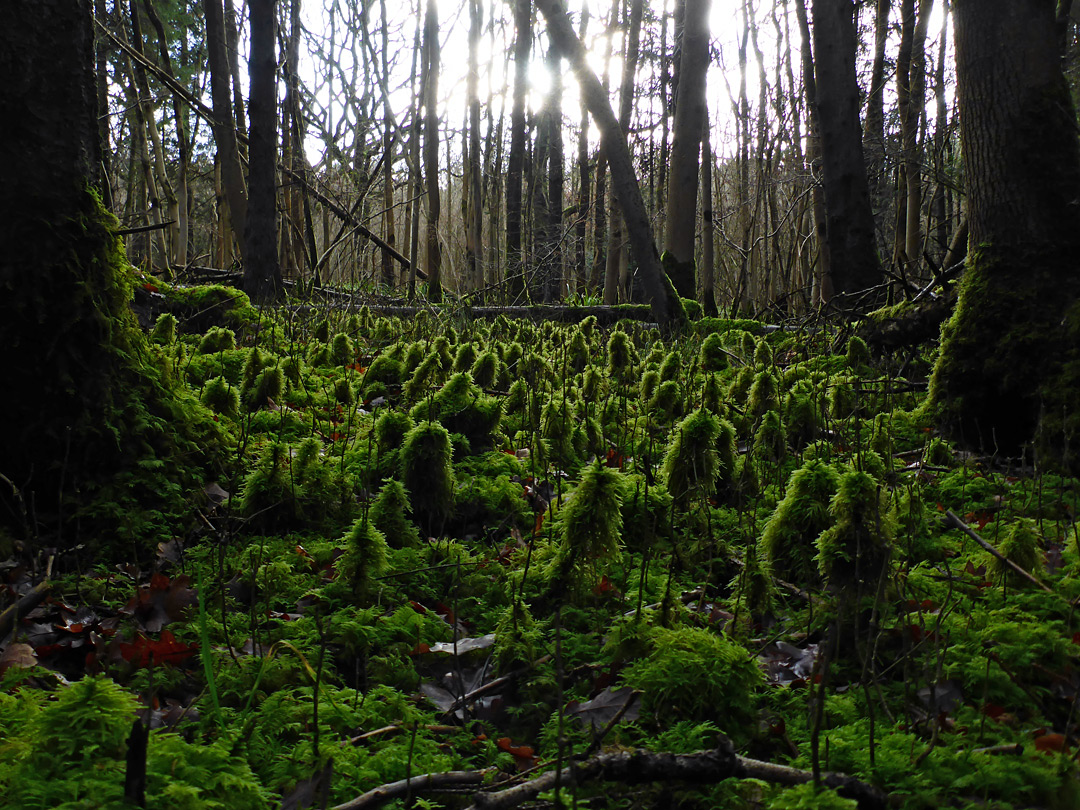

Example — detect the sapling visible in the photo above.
[400,420,455,535]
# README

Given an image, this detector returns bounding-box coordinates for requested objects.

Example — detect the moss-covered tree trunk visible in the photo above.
[0,0,217,549]
[930,0,1080,461]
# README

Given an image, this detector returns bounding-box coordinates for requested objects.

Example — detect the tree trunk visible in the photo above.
[700,113,718,317]
[505,0,532,302]
[204,0,248,263]
[536,0,685,328]
[603,0,644,305]
[244,0,283,303]
[423,0,442,302]
[810,0,881,300]
[929,0,1080,461]
[662,0,711,299]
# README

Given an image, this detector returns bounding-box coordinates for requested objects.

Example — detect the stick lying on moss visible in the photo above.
[329,740,893,810]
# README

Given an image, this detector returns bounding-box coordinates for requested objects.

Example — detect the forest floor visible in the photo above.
[2,280,1080,810]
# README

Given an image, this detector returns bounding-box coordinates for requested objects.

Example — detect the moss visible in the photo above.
[990,519,1044,585]
[197,325,237,354]
[753,339,774,367]
[760,458,839,582]
[469,350,499,389]
[453,341,477,373]
[620,474,674,553]
[331,332,355,366]
[662,408,720,505]
[650,379,684,423]
[150,311,177,345]
[754,410,787,463]
[337,514,389,597]
[202,375,240,417]
[408,372,502,448]
[640,369,661,404]
[699,333,729,373]
[370,479,421,548]
[157,282,259,333]
[552,459,625,594]
[846,334,871,371]
[746,371,779,419]
[816,470,893,589]
[400,421,455,534]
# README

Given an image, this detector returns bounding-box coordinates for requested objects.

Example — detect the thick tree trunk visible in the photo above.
[662,0,712,299]
[810,0,881,300]
[244,0,283,303]
[536,0,685,328]
[930,0,1080,460]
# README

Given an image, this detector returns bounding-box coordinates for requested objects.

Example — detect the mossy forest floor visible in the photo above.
[3,278,1080,810]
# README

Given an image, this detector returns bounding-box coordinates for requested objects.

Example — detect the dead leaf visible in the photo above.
[566,687,640,729]
[0,642,37,675]
[429,633,496,655]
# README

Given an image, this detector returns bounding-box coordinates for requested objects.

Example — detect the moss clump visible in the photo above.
[754,409,787,463]
[699,333,729,373]
[202,375,239,417]
[621,626,762,737]
[469,350,499,389]
[370,479,421,548]
[552,459,625,593]
[760,459,840,582]
[661,408,720,505]
[400,421,455,534]
[408,372,502,449]
[747,371,779,419]
[990,519,1044,585]
[816,470,893,589]
[847,334,871,370]
[337,514,389,597]
[198,325,237,354]
[150,312,177,345]
[650,379,684,423]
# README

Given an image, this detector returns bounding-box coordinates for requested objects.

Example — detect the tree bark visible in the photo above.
[203,0,248,264]
[929,0,1080,461]
[662,0,712,299]
[505,0,532,302]
[244,0,283,303]
[423,0,442,302]
[810,0,881,300]
[536,0,685,328]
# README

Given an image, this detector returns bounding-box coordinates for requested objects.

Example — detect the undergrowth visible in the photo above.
[2,292,1080,809]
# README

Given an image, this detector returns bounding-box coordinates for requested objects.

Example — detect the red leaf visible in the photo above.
[1034,731,1069,754]
[118,630,197,668]
[496,736,537,769]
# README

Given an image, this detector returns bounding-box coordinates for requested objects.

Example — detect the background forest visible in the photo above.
[3,1,1080,810]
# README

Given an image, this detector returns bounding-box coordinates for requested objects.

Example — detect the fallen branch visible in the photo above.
[0,580,51,642]
[944,510,1055,595]
[329,769,492,810]
[465,742,893,810]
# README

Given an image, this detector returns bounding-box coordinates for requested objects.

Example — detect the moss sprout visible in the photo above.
[453,342,477,373]
[553,459,625,592]
[650,379,684,423]
[568,329,589,372]
[370,478,421,548]
[246,363,284,411]
[334,376,354,406]
[409,372,502,447]
[760,458,840,582]
[400,420,455,534]
[828,374,859,419]
[699,333,729,373]
[313,317,331,343]
[658,350,682,382]
[753,339,773,367]
[640,369,661,404]
[662,408,720,505]
[991,519,1044,585]
[198,325,236,354]
[747,371,779,419]
[150,312,177,345]
[331,332,354,366]
[337,514,389,597]
[816,469,893,589]
[754,409,787,463]
[728,366,755,405]
[469,350,499,389]
[607,330,634,380]
[201,375,239,417]
[847,335,871,370]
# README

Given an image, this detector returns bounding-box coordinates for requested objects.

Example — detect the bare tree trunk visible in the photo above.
[423,0,442,302]
[700,112,718,317]
[604,0,643,305]
[589,0,620,292]
[244,0,282,303]
[204,0,247,264]
[662,0,711,299]
[544,42,565,302]
[810,0,881,300]
[863,0,891,232]
[536,0,685,328]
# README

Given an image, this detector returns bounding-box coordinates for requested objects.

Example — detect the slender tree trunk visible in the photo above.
[574,0,592,295]
[863,0,890,231]
[544,43,565,302]
[204,0,247,264]
[700,113,718,317]
[662,0,711,299]
[505,0,532,302]
[423,0,442,302]
[536,0,685,327]
[604,0,644,305]
[244,0,282,302]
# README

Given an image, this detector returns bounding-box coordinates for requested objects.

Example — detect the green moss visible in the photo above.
[408,372,502,448]
[370,479,420,548]
[202,375,240,417]
[469,350,499,389]
[156,281,259,333]
[699,333,729,373]
[760,458,840,582]
[338,514,389,597]
[400,421,455,534]
[552,459,625,593]
[816,469,893,589]
[662,408,720,505]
